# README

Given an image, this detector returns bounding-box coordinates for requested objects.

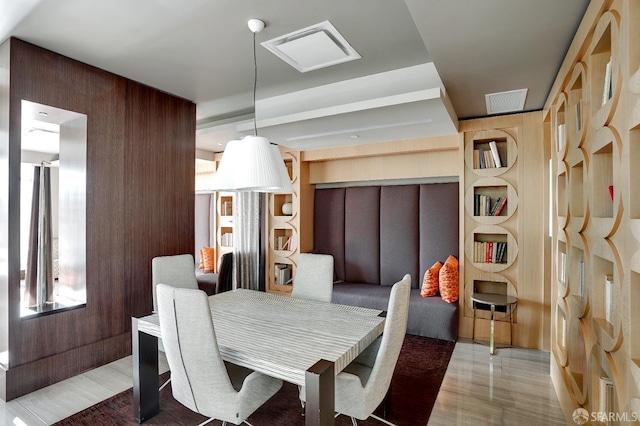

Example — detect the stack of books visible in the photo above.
[473,241,507,264]
[275,265,292,285]
[473,140,503,169]
[474,195,507,216]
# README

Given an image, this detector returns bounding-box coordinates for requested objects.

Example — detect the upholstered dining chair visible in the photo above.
[151,253,199,312]
[299,274,411,426]
[291,253,334,303]
[152,253,201,391]
[156,284,283,426]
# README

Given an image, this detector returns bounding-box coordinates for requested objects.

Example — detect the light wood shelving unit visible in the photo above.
[462,127,520,344]
[547,0,640,421]
[265,148,314,295]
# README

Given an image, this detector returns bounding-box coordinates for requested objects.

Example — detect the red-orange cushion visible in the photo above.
[201,247,215,272]
[439,255,459,303]
[421,261,442,297]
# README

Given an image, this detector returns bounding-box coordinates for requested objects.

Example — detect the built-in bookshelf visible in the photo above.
[215,190,234,268]
[462,122,527,347]
[548,2,640,421]
[266,150,312,295]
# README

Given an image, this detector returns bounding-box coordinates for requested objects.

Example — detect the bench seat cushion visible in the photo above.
[332,283,459,342]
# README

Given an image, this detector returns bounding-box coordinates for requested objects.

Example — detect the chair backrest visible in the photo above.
[152,254,198,312]
[216,252,234,293]
[156,284,237,416]
[291,253,334,303]
[363,274,411,407]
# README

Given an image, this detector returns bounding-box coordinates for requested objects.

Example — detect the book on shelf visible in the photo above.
[605,275,614,324]
[221,232,233,247]
[473,241,507,264]
[608,185,614,201]
[493,196,508,216]
[557,124,566,152]
[602,56,612,106]
[598,377,615,415]
[222,200,232,216]
[484,150,495,168]
[473,195,507,216]
[275,264,292,285]
[488,141,503,167]
[575,100,582,131]
[559,252,567,286]
[473,145,503,169]
[473,149,480,169]
[275,235,290,251]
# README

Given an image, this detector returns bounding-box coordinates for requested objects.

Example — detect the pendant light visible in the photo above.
[211,19,293,193]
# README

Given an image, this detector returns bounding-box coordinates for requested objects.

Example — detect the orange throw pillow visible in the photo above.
[201,247,215,272]
[421,261,442,297]
[439,255,459,303]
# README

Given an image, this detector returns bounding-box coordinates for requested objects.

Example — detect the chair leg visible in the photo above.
[370,413,398,426]
[197,418,215,426]
[351,417,358,426]
[159,376,171,391]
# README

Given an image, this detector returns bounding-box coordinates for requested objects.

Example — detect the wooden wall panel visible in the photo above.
[304,135,459,184]
[125,83,195,318]
[1,38,195,400]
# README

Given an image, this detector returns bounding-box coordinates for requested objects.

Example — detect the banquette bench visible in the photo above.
[314,183,459,342]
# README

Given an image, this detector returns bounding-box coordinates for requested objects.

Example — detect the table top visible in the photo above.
[136,289,385,386]
[471,292,517,306]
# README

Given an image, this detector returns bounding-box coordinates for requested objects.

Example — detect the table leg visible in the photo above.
[489,304,495,355]
[305,359,335,426]
[472,303,476,341]
[132,317,160,423]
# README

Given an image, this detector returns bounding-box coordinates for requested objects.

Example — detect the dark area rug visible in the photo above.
[54,335,454,426]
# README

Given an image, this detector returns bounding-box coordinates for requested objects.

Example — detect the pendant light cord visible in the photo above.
[253,31,258,137]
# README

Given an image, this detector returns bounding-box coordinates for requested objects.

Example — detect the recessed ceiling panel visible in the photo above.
[262,20,361,72]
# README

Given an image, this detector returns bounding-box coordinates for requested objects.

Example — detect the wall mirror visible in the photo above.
[20,100,87,317]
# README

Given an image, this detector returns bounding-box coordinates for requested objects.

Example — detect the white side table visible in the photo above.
[471,293,517,355]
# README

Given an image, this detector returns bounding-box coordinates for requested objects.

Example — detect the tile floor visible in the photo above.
[0,339,566,426]
[428,339,567,425]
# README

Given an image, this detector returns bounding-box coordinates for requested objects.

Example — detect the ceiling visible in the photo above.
[1,0,589,152]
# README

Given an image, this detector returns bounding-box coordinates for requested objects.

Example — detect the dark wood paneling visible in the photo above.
[4,333,130,401]
[125,83,195,318]
[3,38,195,399]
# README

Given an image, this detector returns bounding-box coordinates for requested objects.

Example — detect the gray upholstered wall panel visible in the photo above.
[419,183,459,275]
[380,185,420,287]
[344,186,380,284]
[314,188,346,281]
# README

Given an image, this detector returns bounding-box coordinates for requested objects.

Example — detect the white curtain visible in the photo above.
[232,191,261,290]
[25,164,54,307]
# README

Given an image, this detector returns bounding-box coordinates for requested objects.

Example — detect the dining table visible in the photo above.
[132,288,386,426]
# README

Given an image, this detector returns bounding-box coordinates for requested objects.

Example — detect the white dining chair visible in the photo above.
[291,253,334,303]
[299,274,411,426]
[156,284,283,426]
[151,253,199,312]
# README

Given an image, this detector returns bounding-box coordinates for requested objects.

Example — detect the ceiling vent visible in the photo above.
[485,88,528,115]
[261,21,361,72]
